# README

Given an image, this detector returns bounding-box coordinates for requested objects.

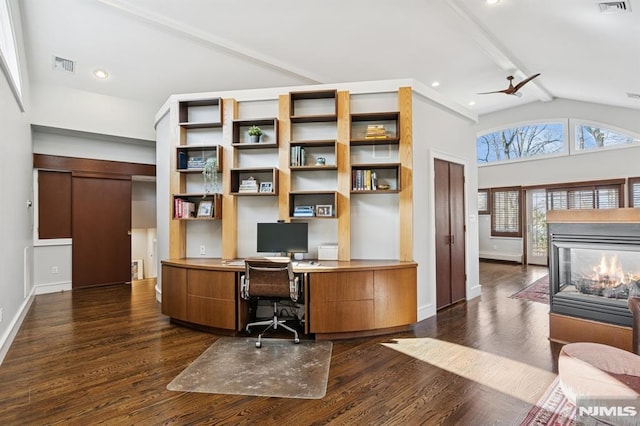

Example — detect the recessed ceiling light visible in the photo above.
[468,101,476,106]
[431,81,440,88]
[486,0,500,5]
[93,69,109,79]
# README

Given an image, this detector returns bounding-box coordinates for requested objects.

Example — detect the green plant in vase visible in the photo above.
[202,158,219,194]
[248,125,263,143]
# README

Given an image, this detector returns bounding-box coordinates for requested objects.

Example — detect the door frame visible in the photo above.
[524,188,548,266]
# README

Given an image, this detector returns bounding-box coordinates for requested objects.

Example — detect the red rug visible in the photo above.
[510,275,549,304]
[520,377,577,425]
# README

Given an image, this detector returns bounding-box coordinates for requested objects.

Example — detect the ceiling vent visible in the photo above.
[597,1,631,13]
[627,92,640,100]
[52,56,75,73]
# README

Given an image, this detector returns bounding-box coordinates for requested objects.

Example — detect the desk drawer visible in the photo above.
[187,269,236,299]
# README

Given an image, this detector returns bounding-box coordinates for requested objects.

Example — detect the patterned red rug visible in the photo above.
[510,274,549,304]
[520,377,577,425]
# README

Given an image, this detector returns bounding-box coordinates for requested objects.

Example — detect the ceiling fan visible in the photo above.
[478,73,541,97]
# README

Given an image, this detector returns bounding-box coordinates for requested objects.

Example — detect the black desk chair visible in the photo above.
[240,258,300,348]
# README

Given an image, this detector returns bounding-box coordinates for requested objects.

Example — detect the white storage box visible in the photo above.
[318,244,338,261]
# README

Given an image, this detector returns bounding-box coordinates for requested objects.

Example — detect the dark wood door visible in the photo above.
[434,158,466,310]
[72,173,131,288]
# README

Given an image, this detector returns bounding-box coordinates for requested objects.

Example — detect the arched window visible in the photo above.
[573,120,640,152]
[477,122,565,164]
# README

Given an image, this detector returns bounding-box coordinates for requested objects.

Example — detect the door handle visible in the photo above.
[451,235,454,245]
[127,230,132,236]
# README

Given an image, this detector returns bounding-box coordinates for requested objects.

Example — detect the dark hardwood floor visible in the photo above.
[0,261,560,425]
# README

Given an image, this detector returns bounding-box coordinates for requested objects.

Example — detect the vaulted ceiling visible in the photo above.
[19,0,640,116]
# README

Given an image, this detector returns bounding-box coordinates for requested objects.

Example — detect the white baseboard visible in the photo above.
[479,251,523,263]
[467,284,482,300]
[418,303,435,322]
[0,290,35,365]
[35,281,72,295]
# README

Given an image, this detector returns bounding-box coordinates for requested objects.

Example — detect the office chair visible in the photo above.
[241,258,300,348]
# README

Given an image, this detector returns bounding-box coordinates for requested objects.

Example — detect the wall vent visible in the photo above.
[52,56,75,73]
[597,1,631,13]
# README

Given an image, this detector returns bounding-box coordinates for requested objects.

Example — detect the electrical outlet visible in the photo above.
[199,245,206,255]
[51,266,59,274]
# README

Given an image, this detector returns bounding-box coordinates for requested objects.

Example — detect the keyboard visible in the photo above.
[224,260,246,266]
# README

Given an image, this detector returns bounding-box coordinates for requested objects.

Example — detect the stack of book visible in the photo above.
[239,178,259,193]
[352,170,378,191]
[365,125,387,140]
[293,206,315,217]
[290,146,306,166]
[174,198,196,218]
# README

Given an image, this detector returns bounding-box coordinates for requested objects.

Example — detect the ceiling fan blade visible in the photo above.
[477,89,509,95]
[512,73,541,92]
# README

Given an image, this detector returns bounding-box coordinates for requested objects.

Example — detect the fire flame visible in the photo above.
[591,255,626,286]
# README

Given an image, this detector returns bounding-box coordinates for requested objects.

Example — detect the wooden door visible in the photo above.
[72,173,132,288]
[434,158,466,310]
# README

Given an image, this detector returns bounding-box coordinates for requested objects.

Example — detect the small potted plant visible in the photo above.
[248,125,263,143]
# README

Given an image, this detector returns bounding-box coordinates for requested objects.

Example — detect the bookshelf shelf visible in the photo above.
[178,99,223,128]
[350,111,400,145]
[232,118,279,147]
[176,144,222,172]
[172,193,222,220]
[230,167,279,195]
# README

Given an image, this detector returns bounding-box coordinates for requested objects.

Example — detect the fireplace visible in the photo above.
[549,214,640,327]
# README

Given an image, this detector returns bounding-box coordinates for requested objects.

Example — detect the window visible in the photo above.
[491,187,521,237]
[477,122,565,164]
[574,121,640,152]
[478,189,490,214]
[629,177,640,208]
[546,180,624,210]
[0,0,22,108]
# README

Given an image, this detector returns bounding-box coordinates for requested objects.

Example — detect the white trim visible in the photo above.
[35,281,72,295]
[0,289,34,365]
[479,251,523,263]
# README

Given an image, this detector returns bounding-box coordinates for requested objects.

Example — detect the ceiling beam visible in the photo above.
[444,0,553,102]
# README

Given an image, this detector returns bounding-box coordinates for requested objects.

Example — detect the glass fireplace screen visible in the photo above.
[558,245,640,300]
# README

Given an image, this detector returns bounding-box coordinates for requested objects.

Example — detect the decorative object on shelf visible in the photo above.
[315,157,326,166]
[377,183,390,190]
[315,205,333,217]
[293,205,315,217]
[239,177,259,193]
[188,155,206,169]
[259,182,273,193]
[248,125,263,143]
[197,200,213,217]
[202,158,219,194]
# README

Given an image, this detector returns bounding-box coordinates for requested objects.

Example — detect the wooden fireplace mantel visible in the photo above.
[546,208,640,224]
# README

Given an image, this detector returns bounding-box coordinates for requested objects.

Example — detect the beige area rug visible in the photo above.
[167,337,332,399]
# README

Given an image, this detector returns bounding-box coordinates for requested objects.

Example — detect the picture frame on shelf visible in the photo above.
[315,204,333,217]
[259,182,273,193]
[197,200,213,217]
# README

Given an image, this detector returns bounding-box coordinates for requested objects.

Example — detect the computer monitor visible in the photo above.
[257,222,308,255]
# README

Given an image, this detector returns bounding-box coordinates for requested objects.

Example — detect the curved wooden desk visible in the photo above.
[161,258,417,340]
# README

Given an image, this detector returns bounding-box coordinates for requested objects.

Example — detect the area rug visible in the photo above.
[167,337,332,399]
[510,275,549,304]
[520,377,577,425]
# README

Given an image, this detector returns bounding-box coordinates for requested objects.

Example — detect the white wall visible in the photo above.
[30,83,159,141]
[412,94,479,321]
[476,98,640,262]
[0,0,33,364]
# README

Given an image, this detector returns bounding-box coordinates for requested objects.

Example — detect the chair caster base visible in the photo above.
[255,341,262,348]
[294,337,300,344]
